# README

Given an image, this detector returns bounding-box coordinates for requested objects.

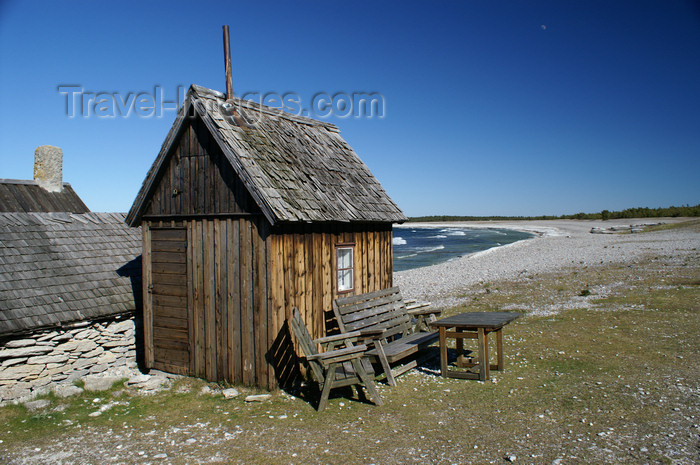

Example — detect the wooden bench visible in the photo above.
[333,287,441,386]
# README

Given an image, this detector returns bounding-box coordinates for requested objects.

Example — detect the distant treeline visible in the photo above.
[408,204,700,222]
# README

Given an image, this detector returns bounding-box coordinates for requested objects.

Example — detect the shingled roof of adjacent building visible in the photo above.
[0,212,141,337]
[0,179,90,214]
[126,84,406,226]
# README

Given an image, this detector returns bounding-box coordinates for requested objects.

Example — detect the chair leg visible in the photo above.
[318,362,337,411]
[374,341,396,386]
[352,358,383,406]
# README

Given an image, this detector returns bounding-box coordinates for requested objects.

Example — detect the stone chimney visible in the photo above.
[34,145,63,192]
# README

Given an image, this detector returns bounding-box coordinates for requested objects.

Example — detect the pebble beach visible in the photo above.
[394,218,700,308]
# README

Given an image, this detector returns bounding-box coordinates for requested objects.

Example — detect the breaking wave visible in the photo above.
[393,226,535,271]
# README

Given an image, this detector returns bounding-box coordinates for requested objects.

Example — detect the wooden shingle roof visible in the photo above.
[126,85,406,226]
[0,179,90,214]
[0,212,141,337]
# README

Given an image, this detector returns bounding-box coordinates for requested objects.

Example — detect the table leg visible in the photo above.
[484,330,490,379]
[496,328,504,371]
[478,327,489,381]
[455,328,466,365]
[439,326,447,377]
[455,328,463,356]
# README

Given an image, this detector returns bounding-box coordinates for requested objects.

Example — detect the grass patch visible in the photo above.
[641,218,700,233]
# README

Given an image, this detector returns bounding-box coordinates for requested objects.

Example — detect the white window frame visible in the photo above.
[336,244,355,293]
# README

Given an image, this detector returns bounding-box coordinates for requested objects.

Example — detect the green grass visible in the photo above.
[641,218,700,233]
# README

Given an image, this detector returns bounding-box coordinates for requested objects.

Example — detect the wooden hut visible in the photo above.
[126,84,406,389]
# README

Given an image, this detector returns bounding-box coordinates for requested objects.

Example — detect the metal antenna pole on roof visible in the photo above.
[223,25,233,101]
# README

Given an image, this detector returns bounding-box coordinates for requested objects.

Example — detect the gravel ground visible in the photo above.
[395,218,700,308]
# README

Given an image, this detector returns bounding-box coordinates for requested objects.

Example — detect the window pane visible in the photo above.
[338,248,352,269]
[338,269,353,291]
[337,246,354,291]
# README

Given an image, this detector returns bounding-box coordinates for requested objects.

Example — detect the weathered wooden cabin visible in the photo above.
[126,84,406,389]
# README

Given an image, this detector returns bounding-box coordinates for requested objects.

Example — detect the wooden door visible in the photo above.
[150,227,190,374]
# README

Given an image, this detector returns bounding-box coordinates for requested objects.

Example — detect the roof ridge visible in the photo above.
[189,84,340,132]
[0,211,129,226]
[0,178,73,187]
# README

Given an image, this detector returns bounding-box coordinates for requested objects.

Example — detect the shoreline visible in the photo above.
[393,218,699,308]
[394,220,564,237]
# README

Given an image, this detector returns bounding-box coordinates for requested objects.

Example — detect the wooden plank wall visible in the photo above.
[143,116,260,217]
[142,224,153,368]
[268,222,394,344]
[266,222,393,387]
[185,216,274,388]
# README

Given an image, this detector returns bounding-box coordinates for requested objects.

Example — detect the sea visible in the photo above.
[392,226,535,272]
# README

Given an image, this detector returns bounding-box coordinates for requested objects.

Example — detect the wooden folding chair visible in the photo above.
[289,308,383,411]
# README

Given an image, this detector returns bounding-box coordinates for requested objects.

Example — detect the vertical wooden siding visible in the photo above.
[186,216,273,388]
[267,223,394,344]
[143,116,260,217]
[144,219,394,390]
[144,217,275,388]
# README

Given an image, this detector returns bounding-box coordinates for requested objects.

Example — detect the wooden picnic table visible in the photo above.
[430,312,521,381]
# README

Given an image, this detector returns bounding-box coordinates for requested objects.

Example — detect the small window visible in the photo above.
[336,245,354,292]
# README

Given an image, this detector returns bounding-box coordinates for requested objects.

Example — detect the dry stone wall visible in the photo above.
[0,317,139,405]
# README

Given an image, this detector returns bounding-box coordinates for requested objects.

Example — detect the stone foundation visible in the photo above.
[0,316,139,405]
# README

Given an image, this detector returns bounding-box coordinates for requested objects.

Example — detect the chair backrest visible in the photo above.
[333,287,412,340]
[289,307,324,383]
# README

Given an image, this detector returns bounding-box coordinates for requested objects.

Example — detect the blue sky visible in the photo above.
[1,1,699,217]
